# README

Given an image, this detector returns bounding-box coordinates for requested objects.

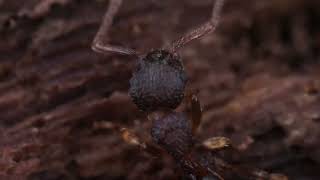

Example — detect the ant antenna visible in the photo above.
[169,0,226,53]
[92,0,139,56]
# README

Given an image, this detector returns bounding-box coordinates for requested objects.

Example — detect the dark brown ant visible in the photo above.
[92,0,225,111]
[92,1,288,179]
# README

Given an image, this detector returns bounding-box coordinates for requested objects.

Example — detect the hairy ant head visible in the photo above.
[92,0,226,111]
[129,50,187,111]
[150,112,194,159]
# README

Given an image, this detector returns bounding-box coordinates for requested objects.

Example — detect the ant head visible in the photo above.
[150,112,194,159]
[129,49,187,112]
[93,0,225,112]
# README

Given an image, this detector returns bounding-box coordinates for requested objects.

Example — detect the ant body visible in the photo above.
[92,0,287,179]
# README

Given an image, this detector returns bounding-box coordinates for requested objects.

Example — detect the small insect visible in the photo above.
[92,1,288,179]
[92,0,225,111]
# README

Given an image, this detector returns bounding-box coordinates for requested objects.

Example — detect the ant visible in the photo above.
[92,0,288,179]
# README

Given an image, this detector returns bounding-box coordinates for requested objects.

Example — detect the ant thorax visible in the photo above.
[129,50,188,111]
[150,112,194,159]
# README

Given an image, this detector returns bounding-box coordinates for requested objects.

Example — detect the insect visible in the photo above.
[92,1,288,179]
[92,0,225,111]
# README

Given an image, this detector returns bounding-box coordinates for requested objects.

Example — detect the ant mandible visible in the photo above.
[92,0,225,112]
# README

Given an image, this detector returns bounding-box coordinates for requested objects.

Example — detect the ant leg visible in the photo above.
[120,128,164,156]
[121,128,146,148]
[202,137,231,151]
[230,165,288,180]
[168,0,226,53]
[210,157,287,180]
[93,121,162,156]
[92,0,139,56]
[184,90,231,151]
[185,89,202,134]
[248,170,288,180]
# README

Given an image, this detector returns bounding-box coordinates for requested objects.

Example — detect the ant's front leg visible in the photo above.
[201,137,231,151]
[93,121,163,156]
[92,0,139,56]
[184,89,202,135]
[120,128,165,156]
[184,90,231,151]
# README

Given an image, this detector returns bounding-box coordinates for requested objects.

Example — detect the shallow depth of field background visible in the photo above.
[0,0,320,179]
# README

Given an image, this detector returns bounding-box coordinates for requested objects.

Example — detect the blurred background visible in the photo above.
[0,0,320,179]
